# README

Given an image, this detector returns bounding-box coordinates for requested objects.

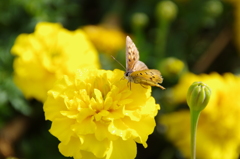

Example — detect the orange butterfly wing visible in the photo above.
[126,36,140,72]
[130,69,165,89]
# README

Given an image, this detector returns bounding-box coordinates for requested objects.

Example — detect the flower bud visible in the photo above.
[155,1,178,22]
[187,82,211,112]
[131,12,149,30]
[204,0,223,18]
[158,57,185,79]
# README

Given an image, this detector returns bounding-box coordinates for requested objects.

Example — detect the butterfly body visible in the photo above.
[125,36,165,89]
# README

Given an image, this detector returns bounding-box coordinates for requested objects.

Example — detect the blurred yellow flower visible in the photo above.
[44,69,160,159]
[82,25,126,54]
[159,72,240,159]
[11,22,100,102]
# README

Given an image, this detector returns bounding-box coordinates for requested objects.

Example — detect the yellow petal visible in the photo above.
[59,136,82,158]
[49,118,75,143]
[80,134,110,158]
[109,119,132,140]
[106,139,136,159]
[95,121,118,141]
[73,115,96,135]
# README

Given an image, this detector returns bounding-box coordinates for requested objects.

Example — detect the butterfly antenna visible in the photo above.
[111,55,126,70]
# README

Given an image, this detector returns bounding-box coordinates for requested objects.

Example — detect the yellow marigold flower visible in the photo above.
[82,25,126,54]
[44,69,160,159]
[11,22,100,102]
[159,72,240,159]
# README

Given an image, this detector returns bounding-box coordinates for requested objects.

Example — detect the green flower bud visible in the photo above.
[204,0,223,18]
[187,82,211,112]
[131,12,149,30]
[156,0,178,22]
[159,57,185,78]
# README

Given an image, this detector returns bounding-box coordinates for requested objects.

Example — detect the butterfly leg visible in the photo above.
[127,81,132,90]
[120,77,125,81]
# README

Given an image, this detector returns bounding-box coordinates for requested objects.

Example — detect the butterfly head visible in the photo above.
[124,71,134,82]
[124,71,132,77]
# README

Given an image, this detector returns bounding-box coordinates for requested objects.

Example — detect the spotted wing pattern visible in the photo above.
[130,69,165,89]
[126,36,140,73]
[133,61,148,72]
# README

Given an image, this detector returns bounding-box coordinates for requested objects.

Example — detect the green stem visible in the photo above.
[155,19,169,58]
[190,109,201,159]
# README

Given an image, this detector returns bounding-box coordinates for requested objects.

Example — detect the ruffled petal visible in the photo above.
[106,139,136,159]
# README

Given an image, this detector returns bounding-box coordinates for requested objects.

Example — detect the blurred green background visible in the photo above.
[0,0,239,159]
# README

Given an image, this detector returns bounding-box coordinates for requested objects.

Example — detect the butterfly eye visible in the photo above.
[126,70,133,76]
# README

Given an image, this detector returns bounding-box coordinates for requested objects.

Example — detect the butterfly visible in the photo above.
[124,36,165,89]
